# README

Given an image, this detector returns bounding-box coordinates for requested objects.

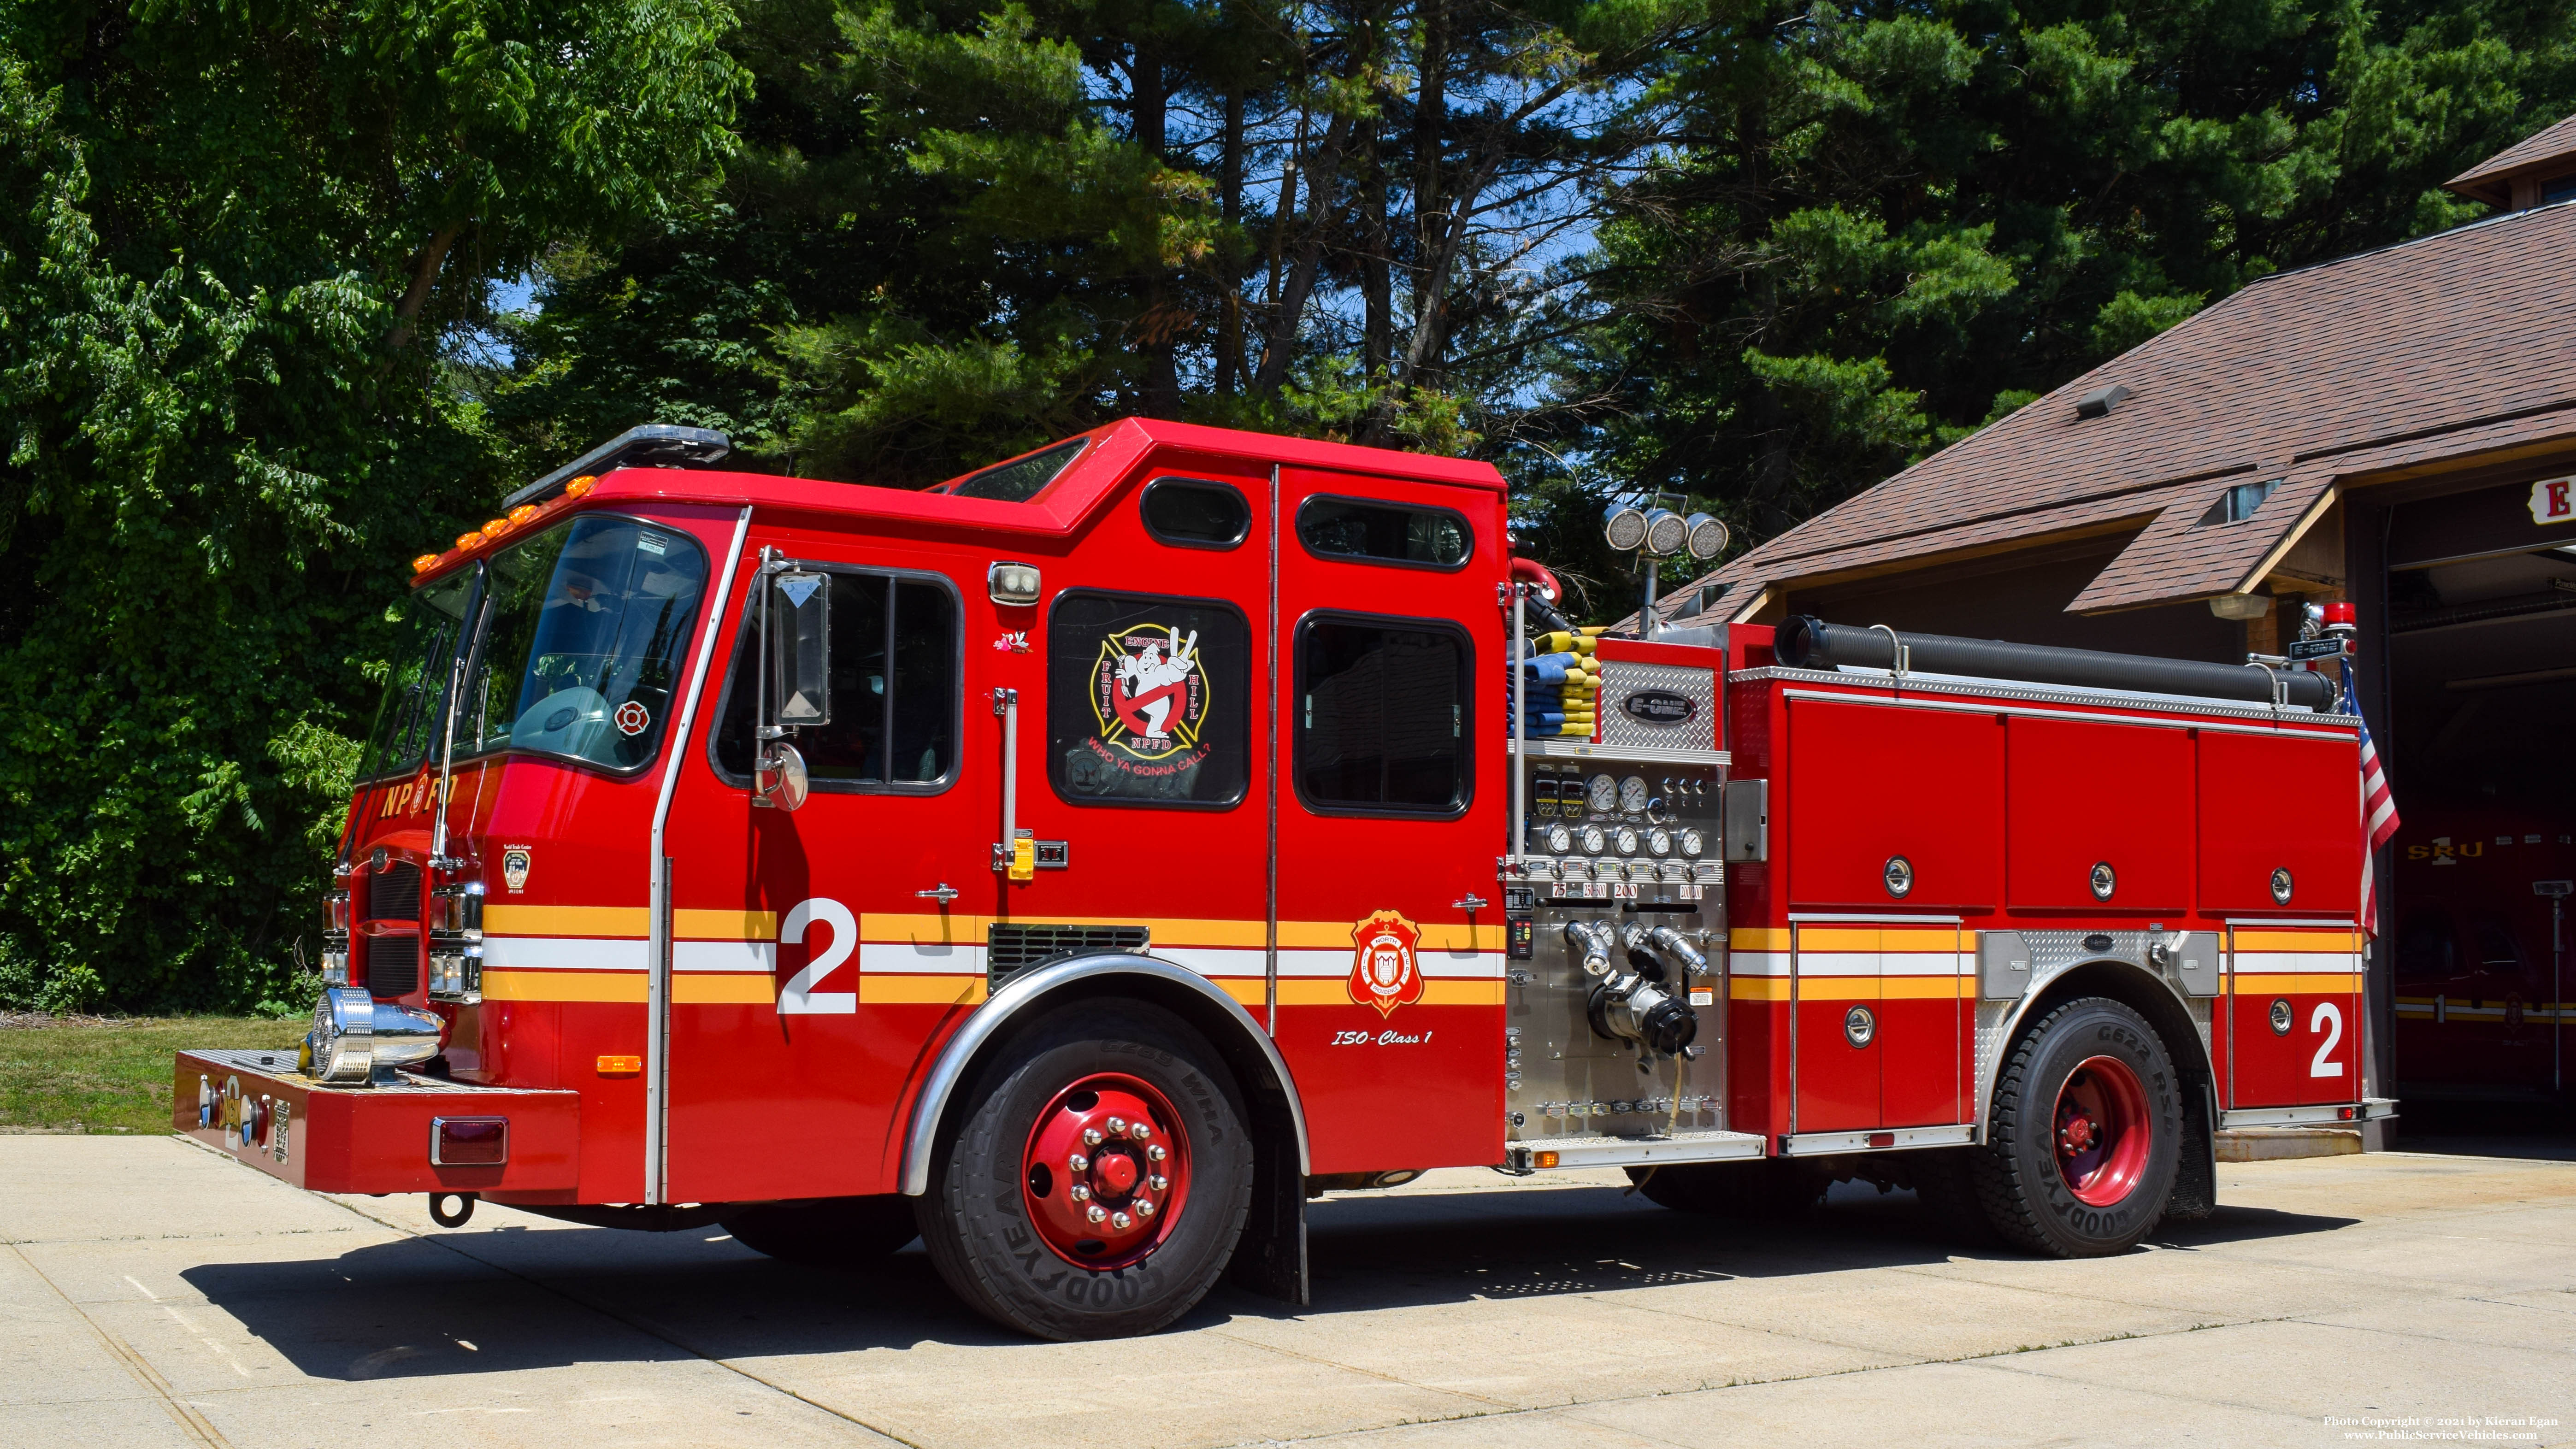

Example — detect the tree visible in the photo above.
[1553,0,2576,605]
[0,0,744,1011]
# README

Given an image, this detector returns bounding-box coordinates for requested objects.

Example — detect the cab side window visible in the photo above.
[1294,613,1471,815]
[1046,589,1250,808]
[713,570,960,789]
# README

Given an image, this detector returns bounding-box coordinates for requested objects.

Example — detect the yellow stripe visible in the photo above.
[861,913,998,944]
[1731,977,1790,1001]
[1794,927,1962,952]
[678,909,779,940]
[1733,927,1792,950]
[1881,978,1970,999]
[485,904,648,937]
[674,975,777,1005]
[2234,973,2364,994]
[1276,920,1504,950]
[2234,929,2363,952]
[482,970,644,1003]
[1214,978,1266,1007]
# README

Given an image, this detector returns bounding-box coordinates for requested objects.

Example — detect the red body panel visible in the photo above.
[1785,699,2002,912]
[2006,717,2193,914]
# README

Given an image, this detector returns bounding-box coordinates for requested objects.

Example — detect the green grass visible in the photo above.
[0,1017,308,1134]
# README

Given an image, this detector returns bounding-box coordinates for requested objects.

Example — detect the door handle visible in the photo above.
[916,884,960,904]
[1455,894,1489,912]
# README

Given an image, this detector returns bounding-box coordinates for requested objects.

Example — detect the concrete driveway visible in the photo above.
[3,1135,2570,1449]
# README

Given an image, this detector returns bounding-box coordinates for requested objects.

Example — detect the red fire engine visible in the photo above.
[177,419,2388,1340]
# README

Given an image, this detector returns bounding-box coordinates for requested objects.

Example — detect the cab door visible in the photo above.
[658,545,985,1204]
[1271,467,1507,1174]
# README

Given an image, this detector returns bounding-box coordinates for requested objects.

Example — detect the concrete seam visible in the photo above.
[2,1240,236,1449]
[324,1196,922,1448]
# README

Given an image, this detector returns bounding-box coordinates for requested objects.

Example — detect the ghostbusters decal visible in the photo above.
[1082,623,1211,781]
[1347,910,1425,1017]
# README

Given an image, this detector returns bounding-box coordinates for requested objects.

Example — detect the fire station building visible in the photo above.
[1668,116,2576,1125]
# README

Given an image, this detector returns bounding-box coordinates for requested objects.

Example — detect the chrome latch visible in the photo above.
[916,883,961,904]
[1454,894,1489,911]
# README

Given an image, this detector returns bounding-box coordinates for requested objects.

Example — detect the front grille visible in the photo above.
[368,861,422,923]
[987,924,1149,987]
[364,934,420,998]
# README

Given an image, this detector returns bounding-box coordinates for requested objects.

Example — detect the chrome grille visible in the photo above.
[363,934,420,998]
[368,861,422,923]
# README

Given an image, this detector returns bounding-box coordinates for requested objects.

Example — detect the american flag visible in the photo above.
[2342,659,2400,935]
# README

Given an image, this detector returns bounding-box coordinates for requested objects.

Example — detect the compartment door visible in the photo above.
[1876,923,1966,1127]
[1792,925,1880,1132]
[2225,925,2365,1108]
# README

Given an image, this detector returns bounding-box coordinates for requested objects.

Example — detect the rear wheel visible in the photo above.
[916,1001,1252,1339]
[1626,1159,1822,1219]
[1971,997,2180,1256]
[722,1195,918,1268]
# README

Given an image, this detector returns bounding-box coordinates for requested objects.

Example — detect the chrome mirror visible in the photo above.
[756,738,810,813]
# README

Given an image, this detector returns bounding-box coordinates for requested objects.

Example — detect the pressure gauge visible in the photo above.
[1613,826,1641,856]
[1586,773,1619,815]
[1647,828,1672,857]
[1579,824,1608,855]
[1679,827,1706,858]
[1620,775,1651,814]
[1544,822,1574,854]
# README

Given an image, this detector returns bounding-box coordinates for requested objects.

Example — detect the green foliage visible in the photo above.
[1574,0,2576,589]
[0,2,743,1012]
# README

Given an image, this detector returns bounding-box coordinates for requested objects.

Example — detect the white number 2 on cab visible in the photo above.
[2309,1000,2344,1078]
[779,898,857,1014]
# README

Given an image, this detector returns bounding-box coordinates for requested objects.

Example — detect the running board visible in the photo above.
[2219,1098,2395,1129]
[1505,1129,1767,1171]
[1779,1124,1978,1156]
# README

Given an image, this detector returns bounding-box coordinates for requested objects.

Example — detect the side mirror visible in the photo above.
[755,567,829,812]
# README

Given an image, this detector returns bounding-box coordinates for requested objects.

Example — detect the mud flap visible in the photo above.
[1226,1119,1308,1305]
[2164,1081,2219,1221]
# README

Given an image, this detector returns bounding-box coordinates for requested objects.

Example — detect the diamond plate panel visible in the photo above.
[1597,661,1718,750]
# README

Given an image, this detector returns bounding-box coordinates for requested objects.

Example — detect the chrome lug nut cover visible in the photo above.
[1067,1152,1088,1172]
[1105,1116,1129,1137]
[1085,1204,1107,1224]
[1082,1126,1104,1146]
[1134,1198,1155,1217]
[1146,1143,1167,1161]
[1069,1184,1091,1202]
[1110,1212,1132,1231]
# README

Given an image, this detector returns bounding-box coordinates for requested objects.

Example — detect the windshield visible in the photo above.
[454,514,711,772]
[357,567,479,783]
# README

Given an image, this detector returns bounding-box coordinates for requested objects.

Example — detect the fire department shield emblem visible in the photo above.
[501,847,532,893]
[1347,911,1425,1018]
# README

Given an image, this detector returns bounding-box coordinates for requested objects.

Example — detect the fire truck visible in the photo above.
[176,419,2389,1340]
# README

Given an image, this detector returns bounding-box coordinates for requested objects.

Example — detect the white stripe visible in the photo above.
[675,940,776,973]
[859,941,984,975]
[1733,951,1790,978]
[484,937,646,972]
[2234,952,2360,974]
[1792,951,1973,977]
[1277,947,1498,979]
[1150,946,1267,978]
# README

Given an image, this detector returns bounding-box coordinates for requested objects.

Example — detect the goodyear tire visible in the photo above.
[1625,1159,1822,1219]
[722,1195,918,1268]
[1971,997,2181,1256]
[916,1000,1252,1340]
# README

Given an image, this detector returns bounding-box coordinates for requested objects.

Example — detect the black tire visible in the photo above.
[1626,1159,1822,1219]
[722,1195,919,1268]
[916,1000,1253,1340]
[1970,996,2181,1257]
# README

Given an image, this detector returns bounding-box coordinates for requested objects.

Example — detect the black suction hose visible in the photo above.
[1772,615,2335,710]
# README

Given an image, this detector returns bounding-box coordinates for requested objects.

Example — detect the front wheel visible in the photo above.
[1971,997,2181,1256]
[916,1000,1253,1339]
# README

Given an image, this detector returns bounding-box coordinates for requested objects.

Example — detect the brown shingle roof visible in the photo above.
[2446,112,2576,205]
[1701,200,2576,616]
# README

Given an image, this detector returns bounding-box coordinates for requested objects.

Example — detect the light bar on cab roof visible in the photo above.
[501,423,731,511]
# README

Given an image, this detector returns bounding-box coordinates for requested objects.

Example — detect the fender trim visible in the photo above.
[898,954,1310,1196]
[1976,953,2216,1138]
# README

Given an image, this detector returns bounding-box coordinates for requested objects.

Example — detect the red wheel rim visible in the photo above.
[1020,1072,1191,1271]
[2053,1054,2151,1207]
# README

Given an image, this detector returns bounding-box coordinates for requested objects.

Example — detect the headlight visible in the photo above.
[430,882,484,939]
[428,948,482,1003]
[307,985,444,1084]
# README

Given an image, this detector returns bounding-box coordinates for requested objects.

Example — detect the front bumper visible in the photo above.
[175,1048,580,1196]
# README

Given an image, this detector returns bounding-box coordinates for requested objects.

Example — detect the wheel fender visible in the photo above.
[897,954,1310,1197]
[1976,955,2214,1142]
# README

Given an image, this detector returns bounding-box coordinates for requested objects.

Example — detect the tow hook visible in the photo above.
[429,1191,478,1228]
